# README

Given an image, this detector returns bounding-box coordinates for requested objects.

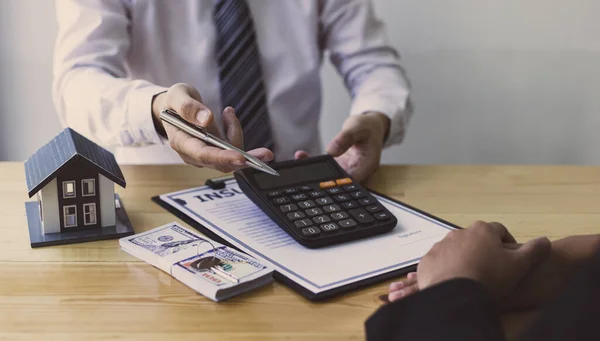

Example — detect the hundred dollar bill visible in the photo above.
[128,223,207,257]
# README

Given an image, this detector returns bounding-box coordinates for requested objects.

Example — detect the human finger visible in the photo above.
[222,106,244,149]
[488,221,517,244]
[248,148,275,163]
[388,283,420,302]
[166,83,213,127]
[295,150,310,159]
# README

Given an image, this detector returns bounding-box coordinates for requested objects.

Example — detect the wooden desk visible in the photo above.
[1,162,599,340]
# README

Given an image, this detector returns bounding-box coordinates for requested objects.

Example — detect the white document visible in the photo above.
[160,180,456,294]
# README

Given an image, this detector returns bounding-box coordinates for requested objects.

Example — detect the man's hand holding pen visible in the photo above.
[151,83,274,173]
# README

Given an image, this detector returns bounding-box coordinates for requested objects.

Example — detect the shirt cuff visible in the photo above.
[349,95,413,148]
[124,83,169,146]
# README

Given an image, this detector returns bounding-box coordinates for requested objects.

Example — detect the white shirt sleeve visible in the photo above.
[52,0,168,149]
[320,0,413,147]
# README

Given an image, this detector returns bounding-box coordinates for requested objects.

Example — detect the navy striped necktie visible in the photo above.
[213,0,275,152]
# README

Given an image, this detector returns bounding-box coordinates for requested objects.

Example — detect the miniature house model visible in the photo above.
[25,128,127,236]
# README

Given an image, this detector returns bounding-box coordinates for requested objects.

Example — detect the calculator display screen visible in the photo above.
[253,162,337,189]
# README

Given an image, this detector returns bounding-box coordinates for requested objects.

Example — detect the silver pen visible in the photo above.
[160,109,279,176]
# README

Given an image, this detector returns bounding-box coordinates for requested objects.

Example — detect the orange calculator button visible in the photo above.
[336,178,352,185]
[319,181,336,189]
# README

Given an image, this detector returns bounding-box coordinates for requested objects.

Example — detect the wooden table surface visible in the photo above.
[1,162,599,340]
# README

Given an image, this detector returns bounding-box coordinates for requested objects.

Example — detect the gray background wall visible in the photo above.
[1,0,600,164]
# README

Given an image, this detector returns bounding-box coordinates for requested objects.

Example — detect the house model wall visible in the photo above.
[38,175,116,235]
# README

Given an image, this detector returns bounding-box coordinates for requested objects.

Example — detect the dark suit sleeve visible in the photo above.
[518,248,600,341]
[365,278,506,341]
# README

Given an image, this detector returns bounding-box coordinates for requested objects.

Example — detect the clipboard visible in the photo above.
[152,176,461,301]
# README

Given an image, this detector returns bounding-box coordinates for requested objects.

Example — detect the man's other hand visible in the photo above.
[295,112,390,182]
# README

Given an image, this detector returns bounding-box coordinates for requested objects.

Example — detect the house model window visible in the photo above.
[83,203,97,225]
[63,181,76,198]
[63,205,77,227]
[82,179,96,196]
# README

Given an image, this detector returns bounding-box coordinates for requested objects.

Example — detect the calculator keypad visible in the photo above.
[262,177,395,246]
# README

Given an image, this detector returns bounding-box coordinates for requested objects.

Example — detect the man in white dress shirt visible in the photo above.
[53,0,411,181]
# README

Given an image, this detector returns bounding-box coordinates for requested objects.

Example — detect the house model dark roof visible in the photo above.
[24,128,126,198]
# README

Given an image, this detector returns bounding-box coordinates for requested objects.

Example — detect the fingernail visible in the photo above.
[231,160,245,166]
[396,290,405,298]
[196,110,210,126]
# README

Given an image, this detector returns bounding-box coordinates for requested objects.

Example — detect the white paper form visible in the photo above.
[160,180,456,294]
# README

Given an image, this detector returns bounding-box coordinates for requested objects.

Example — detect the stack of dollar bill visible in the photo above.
[119,222,274,302]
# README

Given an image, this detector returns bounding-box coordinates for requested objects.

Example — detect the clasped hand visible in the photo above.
[388,221,552,305]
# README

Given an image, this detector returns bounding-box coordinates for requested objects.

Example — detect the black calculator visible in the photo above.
[234,155,397,248]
